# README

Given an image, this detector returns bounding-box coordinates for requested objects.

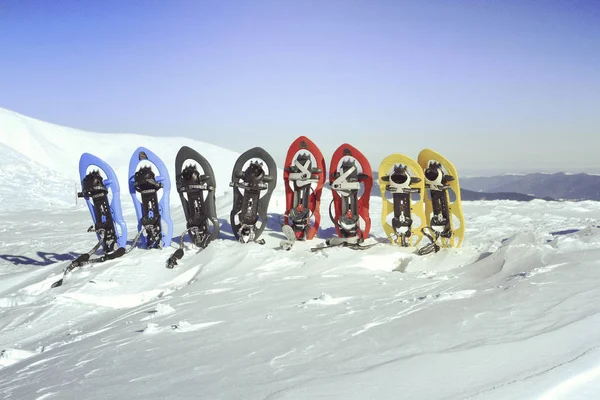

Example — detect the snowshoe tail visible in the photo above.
[283,136,326,241]
[129,147,173,249]
[279,224,296,250]
[378,154,426,247]
[328,143,372,241]
[229,147,277,243]
[417,149,465,248]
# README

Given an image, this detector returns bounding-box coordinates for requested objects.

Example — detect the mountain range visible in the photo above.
[461,173,600,201]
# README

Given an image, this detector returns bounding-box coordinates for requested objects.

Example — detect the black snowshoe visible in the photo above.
[167,146,220,268]
[229,147,277,244]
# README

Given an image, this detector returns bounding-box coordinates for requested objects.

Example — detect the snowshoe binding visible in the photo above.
[417,148,465,252]
[229,147,277,244]
[282,136,326,243]
[77,153,127,253]
[167,146,220,268]
[129,147,173,250]
[379,154,426,247]
[319,143,372,251]
[52,153,127,288]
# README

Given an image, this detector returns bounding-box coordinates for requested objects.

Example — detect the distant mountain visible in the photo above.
[461,173,600,201]
[460,188,554,202]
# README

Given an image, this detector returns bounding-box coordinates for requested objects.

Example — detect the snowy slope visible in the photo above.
[2,108,600,399]
[0,107,242,210]
[0,142,74,208]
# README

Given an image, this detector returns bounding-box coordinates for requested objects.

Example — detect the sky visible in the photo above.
[0,0,599,176]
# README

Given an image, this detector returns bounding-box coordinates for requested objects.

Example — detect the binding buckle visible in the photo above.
[331,166,360,196]
[238,224,255,243]
[288,159,318,187]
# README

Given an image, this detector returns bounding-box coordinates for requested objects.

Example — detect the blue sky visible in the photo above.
[1,0,599,175]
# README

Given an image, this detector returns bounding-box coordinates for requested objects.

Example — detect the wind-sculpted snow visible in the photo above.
[0,143,74,209]
[1,108,600,399]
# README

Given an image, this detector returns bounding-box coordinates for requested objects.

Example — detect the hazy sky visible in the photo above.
[1,0,599,175]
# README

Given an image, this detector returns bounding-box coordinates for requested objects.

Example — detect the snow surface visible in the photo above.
[1,107,600,399]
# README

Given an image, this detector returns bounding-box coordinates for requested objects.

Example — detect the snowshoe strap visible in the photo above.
[125,228,145,254]
[134,168,162,193]
[79,171,118,253]
[385,180,421,194]
[166,223,214,268]
[238,189,260,227]
[390,193,413,245]
[142,222,162,249]
[288,158,318,187]
[327,199,359,238]
[330,166,360,196]
[63,229,107,274]
[230,180,268,191]
[178,182,212,192]
[424,162,453,191]
[135,172,163,249]
[428,190,452,238]
[417,227,441,256]
[288,206,310,231]
[392,213,412,246]
[284,179,317,239]
[166,230,187,268]
[166,248,185,269]
[338,211,359,236]
[238,224,256,243]
[328,199,336,231]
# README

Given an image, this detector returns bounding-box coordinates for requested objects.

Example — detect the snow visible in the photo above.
[2,107,600,399]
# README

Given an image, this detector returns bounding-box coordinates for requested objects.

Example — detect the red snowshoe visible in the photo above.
[282,136,326,240]
[328,143,372,241]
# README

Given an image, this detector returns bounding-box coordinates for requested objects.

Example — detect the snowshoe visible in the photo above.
[229,147,277,244]
[129,147,173,249]
[166,147,220,268]
[175,146,219,247]
[417,148,465,248]
[282,136,326,241]
[55,153,129,290]
[328,143,372,241]
[78,153,127,254]
[379,154,426,247]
